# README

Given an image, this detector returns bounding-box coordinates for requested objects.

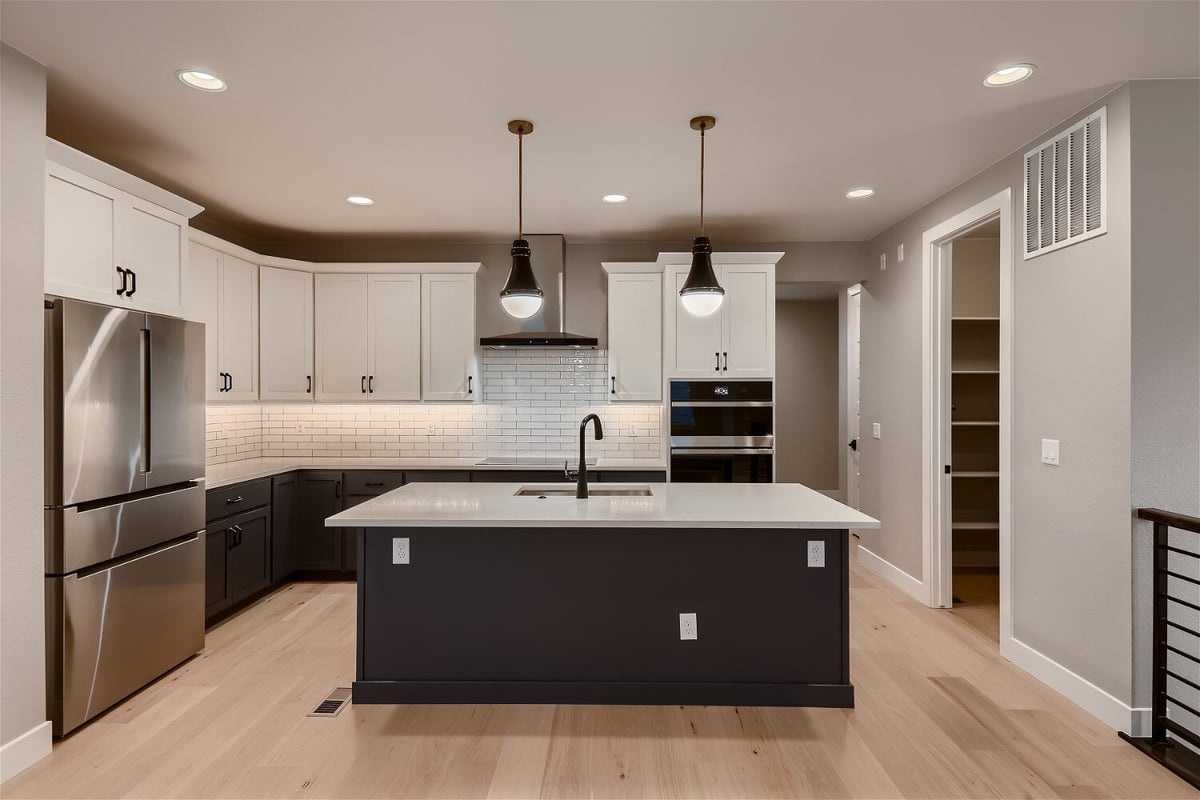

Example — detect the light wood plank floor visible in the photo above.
[4,544,1193,800]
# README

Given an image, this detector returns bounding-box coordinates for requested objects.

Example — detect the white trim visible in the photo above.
[47,138,204,218]
[0,721,52,783]
[1003,636,1151,735]
[655,251,785,266]
[856,545,926,602]
[920,188,1013,647]
[188,229,482,275]
[601,261,663,274]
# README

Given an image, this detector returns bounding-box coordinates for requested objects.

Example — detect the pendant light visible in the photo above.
[679,115,724,317]
[500,119,543,319]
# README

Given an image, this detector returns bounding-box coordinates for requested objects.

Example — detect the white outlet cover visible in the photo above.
[873,422,881,439]
[807,540,826,568]
[425,424,436,436]
[679,612,697,640]
[1041,438,1060,466]
[392,537,410,565]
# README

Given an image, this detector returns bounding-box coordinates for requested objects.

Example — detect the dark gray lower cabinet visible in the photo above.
[294,471,345,573]
[205,504,271,622]
[271,473,298,583]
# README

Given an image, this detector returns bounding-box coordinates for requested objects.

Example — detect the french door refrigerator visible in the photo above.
[44,297,206,735]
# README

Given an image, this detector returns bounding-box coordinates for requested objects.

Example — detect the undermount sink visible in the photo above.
[514,485,653,498]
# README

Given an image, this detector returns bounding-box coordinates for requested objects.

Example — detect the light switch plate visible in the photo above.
[807,540,825,568]
[1041,439,1060,466]
[392,537,410,564]
[880,253,887,271]
[679,612,698,640]
[897,243,905,262]
[873,423,881,439]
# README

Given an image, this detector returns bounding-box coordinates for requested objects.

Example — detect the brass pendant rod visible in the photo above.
[700,125,705,235]
[518,131,523,239]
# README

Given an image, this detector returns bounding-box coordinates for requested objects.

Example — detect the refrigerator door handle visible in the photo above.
[140,327,151,475]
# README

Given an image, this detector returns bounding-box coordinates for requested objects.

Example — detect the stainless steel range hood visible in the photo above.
[480,234,598,348]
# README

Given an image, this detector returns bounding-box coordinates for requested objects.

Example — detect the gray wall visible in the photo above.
[775,300,840,491]
[856,83,1137,705]
[1,43,48,753]
[1129,80,1200,708]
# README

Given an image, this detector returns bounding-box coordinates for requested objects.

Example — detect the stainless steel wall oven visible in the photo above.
[669,380,774,483]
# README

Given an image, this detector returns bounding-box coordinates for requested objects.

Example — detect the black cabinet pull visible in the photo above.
[722,352,728,371]
[368,375,374,393]
[218,372,225,392]
[715,352,720,371]
[126,269,136,297]
[365,481,384,487]
[611,376,616,395]
[116,267,128,296]
[306,375,312,393]
[334,480,341,499]
[226,495,244,505]
[361,375,366,394]
[228,525,243,548]
[227,372,233,391]
[467,375,473,394]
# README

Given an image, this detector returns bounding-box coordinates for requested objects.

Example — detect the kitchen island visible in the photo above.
[327,482,880,707]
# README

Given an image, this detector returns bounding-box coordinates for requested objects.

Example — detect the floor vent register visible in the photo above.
[308,687,352,717]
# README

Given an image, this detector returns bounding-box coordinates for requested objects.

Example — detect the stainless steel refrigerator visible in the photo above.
[44,297,206,735]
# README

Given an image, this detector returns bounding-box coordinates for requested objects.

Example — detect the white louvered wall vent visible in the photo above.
[1024,107,1107,259]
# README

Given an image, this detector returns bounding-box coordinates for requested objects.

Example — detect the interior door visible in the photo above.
[668,266,723,378]
[846,286,862,509]
[184,242,223,401]
[368,275,421,400]
[58,300,148,505]
[219,254,258,400]
[722,265,774,378]
[259,267,314,400]
[315,274,370,400]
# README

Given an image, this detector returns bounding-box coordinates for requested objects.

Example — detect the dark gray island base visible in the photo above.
[352,525,853,707]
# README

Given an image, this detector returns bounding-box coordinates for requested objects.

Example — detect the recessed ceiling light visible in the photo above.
[176,69,226,92]
[346,196,374,206]
[602,194,628,204]
[984,64,1035,88]
[846,187,875,199]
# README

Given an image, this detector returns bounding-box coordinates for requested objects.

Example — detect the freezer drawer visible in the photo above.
[47,534,204,735]
[45,482,204,575]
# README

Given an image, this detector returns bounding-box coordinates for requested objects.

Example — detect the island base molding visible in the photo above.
[352,680,854,708]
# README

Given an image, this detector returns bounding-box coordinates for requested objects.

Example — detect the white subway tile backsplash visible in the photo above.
[206,350,662,467]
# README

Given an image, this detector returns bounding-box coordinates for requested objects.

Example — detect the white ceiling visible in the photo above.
[2,1,1196,244]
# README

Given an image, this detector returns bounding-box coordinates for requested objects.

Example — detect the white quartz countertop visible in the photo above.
[206,457,667,489]
[325,482,881,530]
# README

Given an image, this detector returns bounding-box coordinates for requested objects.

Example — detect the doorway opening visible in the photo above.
[921,189,1013,653]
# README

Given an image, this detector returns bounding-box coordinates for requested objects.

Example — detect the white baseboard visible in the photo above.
[856,544,926,602]
[1002,636,1150,734]
[0,721,51,783]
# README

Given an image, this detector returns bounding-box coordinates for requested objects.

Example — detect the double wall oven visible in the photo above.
[669,380,774,483]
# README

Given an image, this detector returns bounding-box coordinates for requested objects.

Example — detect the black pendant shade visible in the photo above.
[680,236,723,297]
[679,116,725,317]
[501,238,542,298]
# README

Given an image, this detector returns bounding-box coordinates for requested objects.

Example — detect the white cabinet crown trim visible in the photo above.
[655,251,785,266]
[47,138,203,219]
[601,261,664,274]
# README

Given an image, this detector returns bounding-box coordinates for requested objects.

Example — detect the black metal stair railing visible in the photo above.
[1120,507,1200,789]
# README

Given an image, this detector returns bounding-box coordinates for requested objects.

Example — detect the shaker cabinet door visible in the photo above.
[260,267,314,400]
[608,272,662,401]
[667,265,723,378]
[315,275,370,401]
[721,265,774,378]
[422,274,477,401]
[368,275,421,401]
[219,254,259,401]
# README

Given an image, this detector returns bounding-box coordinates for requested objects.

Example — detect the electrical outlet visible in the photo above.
[807,540,826,568]
[425,424,437,436]
[295,424,304,434]
[897,243,905,262]
[1041,438,1060,466]
[873,422,881,439]
[392,537,410,565]
[679,612,697,640]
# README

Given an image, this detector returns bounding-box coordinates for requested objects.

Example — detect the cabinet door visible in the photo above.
[608,273,662,401]
[721,265,775,378]
[226,508,271,604]
[666,265,723,378]
[315,274,370,400]
[44,164,122,304]
[119,197,185,316]
[271,473,298,583]
[219,254,258,400]
[422,274,477,401]
[294,472,343,571]
[260,267,314,400]
[185,242,224,401]
[204,527,230,621]
[368,275,421,400]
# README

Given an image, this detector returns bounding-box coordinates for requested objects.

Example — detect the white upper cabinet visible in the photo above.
[185,242,258,402]
[368,275,421,401]
[604,267,663,401]
[662,255,780,379]
[259,266,314,401]
[314,274,370,401]
[45,158,194,317]
[422,274,477,401]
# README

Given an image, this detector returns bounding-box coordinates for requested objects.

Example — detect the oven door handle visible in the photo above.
[670,400,773,408]
[671,448,775,456]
